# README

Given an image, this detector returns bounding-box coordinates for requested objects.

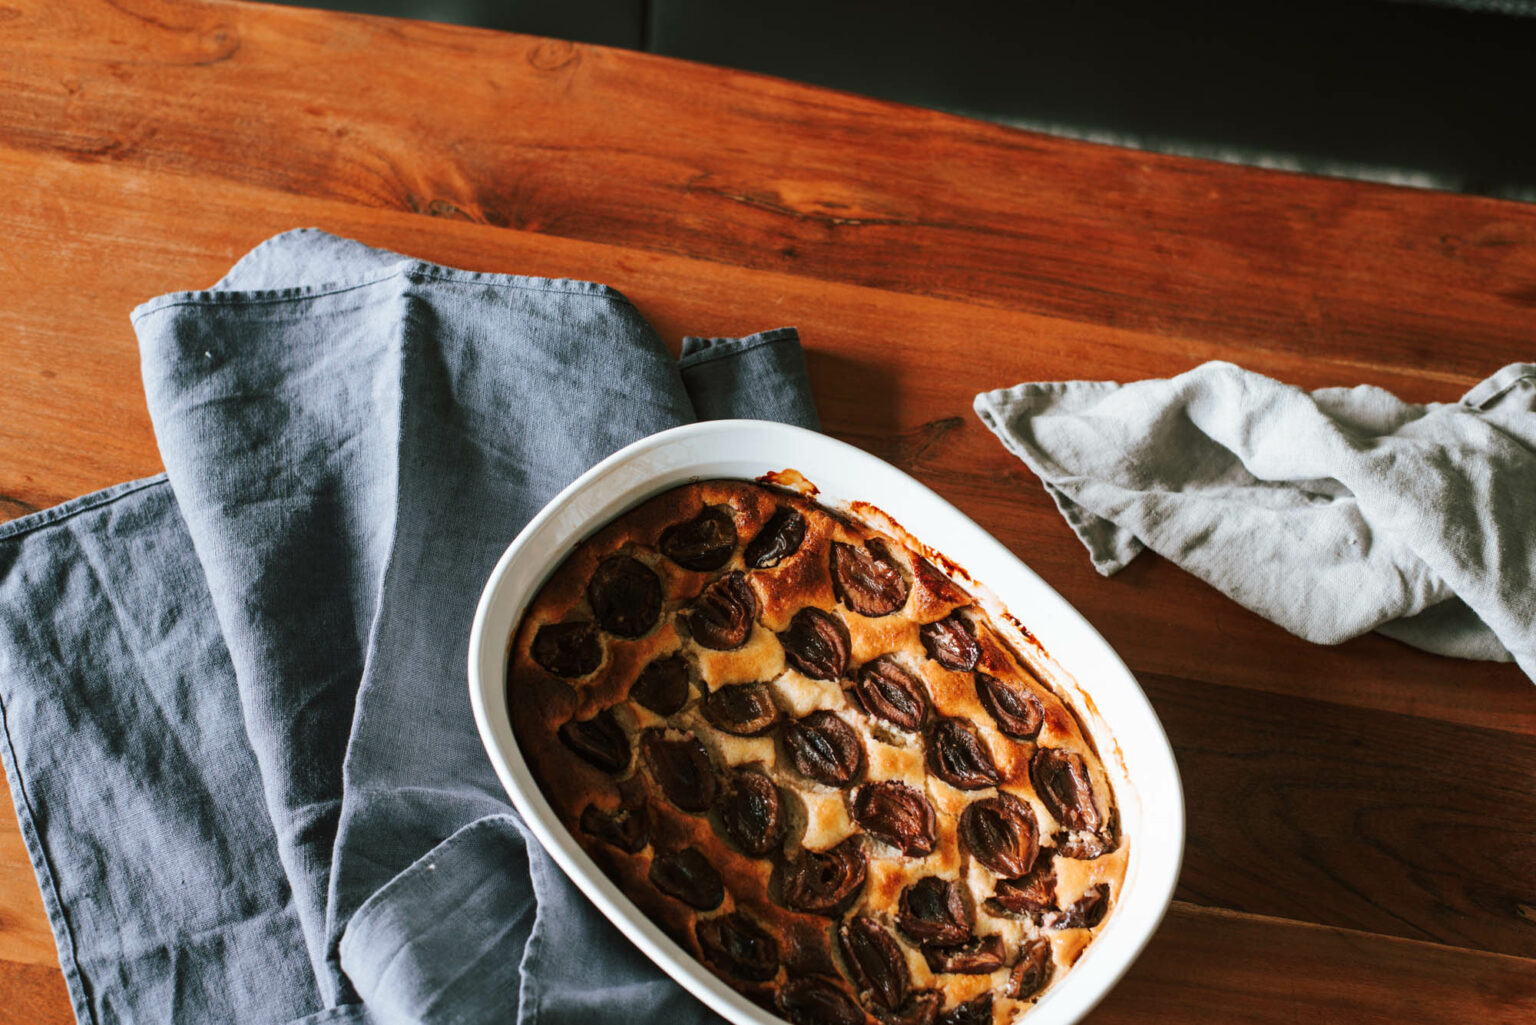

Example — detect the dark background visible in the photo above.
[265,0,1536,201]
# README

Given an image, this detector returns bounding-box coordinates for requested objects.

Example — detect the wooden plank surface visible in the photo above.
[1097,902,1536,1025]
[1,1,1534,1023]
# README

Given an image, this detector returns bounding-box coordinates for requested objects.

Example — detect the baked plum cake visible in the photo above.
[508,479,1126,1025]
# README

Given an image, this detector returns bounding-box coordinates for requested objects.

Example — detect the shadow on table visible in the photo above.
[802,347,906,459]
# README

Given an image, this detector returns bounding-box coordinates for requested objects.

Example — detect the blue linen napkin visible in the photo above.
[0,229,819,1025]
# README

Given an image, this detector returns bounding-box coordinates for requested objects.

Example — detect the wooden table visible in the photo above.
[4,2,1535,1022]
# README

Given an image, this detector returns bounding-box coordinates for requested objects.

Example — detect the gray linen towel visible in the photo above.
[0,229,818,1025]
[973,361,1536,681]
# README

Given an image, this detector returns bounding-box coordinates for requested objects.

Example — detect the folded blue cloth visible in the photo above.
[0,230,819,1024]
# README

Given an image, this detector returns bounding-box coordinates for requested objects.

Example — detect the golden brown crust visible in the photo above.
[508,480,1127,1024]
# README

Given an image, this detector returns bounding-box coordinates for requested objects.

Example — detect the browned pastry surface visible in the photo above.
[507,480,1127,1025]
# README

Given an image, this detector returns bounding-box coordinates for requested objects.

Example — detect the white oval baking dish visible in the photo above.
[469,419,1184,1025]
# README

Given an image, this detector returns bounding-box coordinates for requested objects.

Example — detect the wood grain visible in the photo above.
[2,0,1535,1021]
[1146,673,1536,958]
[1091,902,1536,1025]
[4,2,1536,381]
[0,959,74,1025]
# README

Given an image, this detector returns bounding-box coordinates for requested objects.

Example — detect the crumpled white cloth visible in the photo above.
[973,362,1536,682]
